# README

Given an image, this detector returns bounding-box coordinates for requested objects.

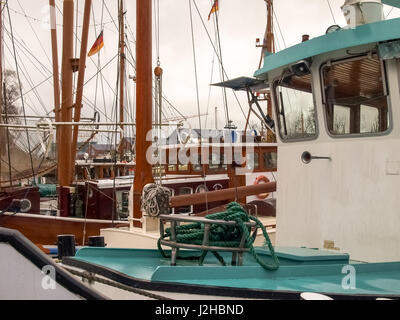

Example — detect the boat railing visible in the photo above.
[159,214,258,266]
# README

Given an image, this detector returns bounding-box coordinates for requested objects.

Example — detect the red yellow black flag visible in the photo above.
[208,0,219,21]
[88,30,104,57]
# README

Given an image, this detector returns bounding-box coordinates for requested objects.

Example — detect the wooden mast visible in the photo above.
[0,2,4,182]
[58,0,74,216]
[49,0,61,155]
[258,0,274,69]
[70,0,92,181]
[119,0,125,157]
[133,0,153,227]
[259,0,274,142]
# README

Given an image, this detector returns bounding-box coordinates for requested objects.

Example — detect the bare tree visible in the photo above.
[333,114,347,134]
[1,70,21,124]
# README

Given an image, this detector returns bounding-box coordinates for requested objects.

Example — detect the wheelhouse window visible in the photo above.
[322,56,389,136]
[263,151,277,169]
[275,73,317,140]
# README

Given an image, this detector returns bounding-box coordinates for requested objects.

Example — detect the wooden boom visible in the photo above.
[169,182,276,208]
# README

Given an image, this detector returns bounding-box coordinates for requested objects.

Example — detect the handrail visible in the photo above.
[159,214,258,266]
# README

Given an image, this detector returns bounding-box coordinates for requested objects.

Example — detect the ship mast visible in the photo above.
[58,0,91,216]
[58,0,74,204]
[259,0,274,142]
[133,0,154,227]
[0,3,3,182]
[258,0,274,69]
[119,0,125,157]
[49,0,61,156]
[70,0,92,180]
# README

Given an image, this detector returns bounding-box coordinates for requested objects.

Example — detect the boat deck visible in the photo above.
[64,246,400,299]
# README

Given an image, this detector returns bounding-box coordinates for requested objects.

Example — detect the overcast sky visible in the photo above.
[4,0,400,142]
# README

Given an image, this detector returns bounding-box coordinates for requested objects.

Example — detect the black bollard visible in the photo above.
[57,235,76,260]
[88,236,106,247]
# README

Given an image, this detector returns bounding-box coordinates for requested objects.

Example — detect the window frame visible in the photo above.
[319,53,393,139]
[272,72,319,143]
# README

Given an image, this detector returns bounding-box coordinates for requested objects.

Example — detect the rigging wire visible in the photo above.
[191,0,247,121]
[3,40,48,116]
[385,6,395,19]
[211,0,229,127]
[15,0,52,66]
[53,2,121,110]
[272,8,287,49]
[6,5,115,28]
[188,0,209,213]
[6,2,36,184]
[326,0,337,25]
[204,47,216,128]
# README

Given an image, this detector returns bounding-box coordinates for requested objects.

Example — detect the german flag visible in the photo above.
[88,31,104,57]
[208,0,219,21]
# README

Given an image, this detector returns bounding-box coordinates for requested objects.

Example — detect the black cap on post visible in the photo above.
[57,235,76,260]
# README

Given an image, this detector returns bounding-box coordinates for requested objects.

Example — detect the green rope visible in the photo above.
[157,202,280,271]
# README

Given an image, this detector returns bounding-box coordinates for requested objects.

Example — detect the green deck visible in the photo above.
[70,246,400,298]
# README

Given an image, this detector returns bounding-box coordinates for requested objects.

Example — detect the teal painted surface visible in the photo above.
[383,0,400,9]
[254,18,400,78]
[71,247,400,296]
[256,246,349,263]
[37,184,57,197]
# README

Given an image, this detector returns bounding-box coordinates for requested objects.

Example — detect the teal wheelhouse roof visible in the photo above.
[254,17,400,79]
[383,0,400,9]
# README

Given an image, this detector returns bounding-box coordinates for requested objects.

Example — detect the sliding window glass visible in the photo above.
[274,73,317,141]
[322,56,390,136]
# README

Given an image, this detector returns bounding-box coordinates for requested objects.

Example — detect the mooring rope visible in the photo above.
[158,202,280,271]
[141,183,171,217]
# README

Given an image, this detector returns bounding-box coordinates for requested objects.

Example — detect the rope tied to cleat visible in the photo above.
[157,202,280,271]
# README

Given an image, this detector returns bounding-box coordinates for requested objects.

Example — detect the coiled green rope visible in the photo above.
[157,202,280,271]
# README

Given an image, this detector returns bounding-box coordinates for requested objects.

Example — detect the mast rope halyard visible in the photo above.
[191,0,247,122]
[158,202,280,271]
[211,0,230,127]
[188,0,209,213]
[6,1,36,185]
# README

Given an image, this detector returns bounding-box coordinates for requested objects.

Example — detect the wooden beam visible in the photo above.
[170,182,276,208]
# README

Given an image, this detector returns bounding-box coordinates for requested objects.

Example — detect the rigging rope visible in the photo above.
[326,0,337,25]
[188,0,209,213]
[6,2,36,185]
[191,0,247,121]
[158,202,280,271]
[141,183,171,217]
[211,1,230,127]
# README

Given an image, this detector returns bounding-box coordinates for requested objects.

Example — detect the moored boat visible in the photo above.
[62,0,400,300]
